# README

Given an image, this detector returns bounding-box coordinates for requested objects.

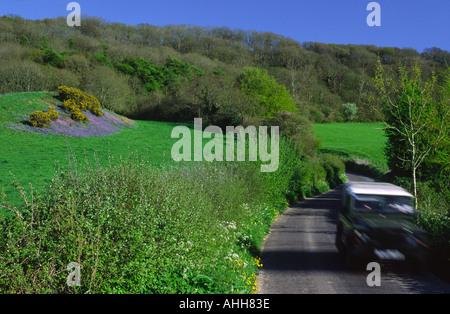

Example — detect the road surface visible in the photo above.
[257,172,450,294]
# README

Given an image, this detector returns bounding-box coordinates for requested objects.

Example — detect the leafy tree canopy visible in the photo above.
[238,67,298,119]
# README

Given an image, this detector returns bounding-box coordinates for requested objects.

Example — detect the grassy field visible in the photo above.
[0,92,270,293]
[1,96,387,204]
[3,91,338,293]
[313,122,387,166]
[0,92,183,204]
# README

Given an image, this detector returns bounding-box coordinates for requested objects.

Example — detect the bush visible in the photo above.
[61,99,89,122]
[0,60,48,94]
[28,106,59,127]
[18,34,29,46]
[58,86,103,117]
[70,109,88,122]
[319,154,346,188]
[0,135,345,293]
[311,161,329,194]
[342,103,358,121]
[42,48,65,68]
[238,67,298,119]
[0,155,273,293]
[392,176,450,278]
[28,110,52,128]
[82,66,135,116]
[47,106,59,121]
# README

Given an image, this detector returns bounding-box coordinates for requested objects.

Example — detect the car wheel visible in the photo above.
[335,225,344,255]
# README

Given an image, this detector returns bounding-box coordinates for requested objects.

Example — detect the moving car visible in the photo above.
[335,182,430,266]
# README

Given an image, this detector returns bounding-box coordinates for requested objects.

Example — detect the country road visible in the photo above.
[257,172,450,294]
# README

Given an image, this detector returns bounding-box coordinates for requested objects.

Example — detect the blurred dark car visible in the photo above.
[336,182,430,266]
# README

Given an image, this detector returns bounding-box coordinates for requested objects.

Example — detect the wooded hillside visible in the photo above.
[1,15,449,126]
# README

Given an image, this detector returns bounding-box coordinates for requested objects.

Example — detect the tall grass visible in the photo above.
[0,136,346,293]
[0,153,265,293]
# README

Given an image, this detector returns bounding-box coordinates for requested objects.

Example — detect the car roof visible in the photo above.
[343,182,414,198]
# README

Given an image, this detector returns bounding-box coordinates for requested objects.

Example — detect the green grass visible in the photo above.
[0,91,278,293]
[0,92,182,204]
[313,122,387,166]
[0,91,349,293]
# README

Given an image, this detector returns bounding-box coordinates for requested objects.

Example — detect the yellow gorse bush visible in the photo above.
[61,99,88,122]
[58,86,103,118]
[29,106,59,128]
[47,106,59,121]
[71,109,88,122]
[28,87,103,128]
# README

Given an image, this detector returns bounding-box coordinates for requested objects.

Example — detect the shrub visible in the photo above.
[0,136,347,293]
[0,60,48,94]
[0,155,274,293]
[311,161,329,194]
[28,110,52,128]
[238,67,298,119]
[342,103,358,121]
[61,99,77,112]
[47,106,59,121]
[18,34,29,47]
[28,48,46,64]
[320,154,346,188]
[393,176,450,275]
[58,86,103,117]
[28,106,59,128]
[70,109,88,122]
[82,66,135,116]
[42,48,65,68]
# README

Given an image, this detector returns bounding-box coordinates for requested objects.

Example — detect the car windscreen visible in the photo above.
[353,194,414,214]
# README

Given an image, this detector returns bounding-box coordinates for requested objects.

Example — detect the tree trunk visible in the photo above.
[412,164,418,209]
[411,121,418,209]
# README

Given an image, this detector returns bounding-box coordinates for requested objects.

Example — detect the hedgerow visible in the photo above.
[0,137,345,294]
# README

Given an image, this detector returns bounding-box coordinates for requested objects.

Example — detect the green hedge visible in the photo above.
[0,137,345,293]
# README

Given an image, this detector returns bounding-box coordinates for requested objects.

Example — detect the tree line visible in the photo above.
[1,14,449,160]
[1,15,449,123]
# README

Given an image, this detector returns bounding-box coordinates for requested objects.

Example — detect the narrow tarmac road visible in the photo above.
[257,172,450,294]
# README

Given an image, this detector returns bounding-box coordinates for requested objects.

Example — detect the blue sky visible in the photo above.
[1,0,449,52]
